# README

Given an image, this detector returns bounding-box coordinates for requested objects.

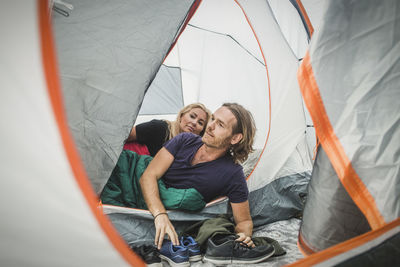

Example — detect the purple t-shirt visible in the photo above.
[162,132,248,203]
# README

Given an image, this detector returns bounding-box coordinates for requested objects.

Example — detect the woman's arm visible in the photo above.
[139,147,177,248]
[126,126,137,142]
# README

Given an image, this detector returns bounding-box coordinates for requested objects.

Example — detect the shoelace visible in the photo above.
[233,241,252,252]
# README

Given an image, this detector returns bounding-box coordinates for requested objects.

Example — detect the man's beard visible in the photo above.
[202,133,232,150]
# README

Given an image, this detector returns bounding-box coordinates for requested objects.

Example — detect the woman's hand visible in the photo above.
[154,213,179,249]
[235,232,255,248]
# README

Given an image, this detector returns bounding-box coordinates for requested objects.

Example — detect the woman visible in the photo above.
[125,103,211,157]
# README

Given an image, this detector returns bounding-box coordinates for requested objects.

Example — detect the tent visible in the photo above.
[52,0,315,204]
[0,0,398,266]
[52,0,314,244]
[297,0,400,259]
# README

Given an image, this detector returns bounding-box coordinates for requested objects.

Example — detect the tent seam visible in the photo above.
[38,1,144,266]
[297,51,386,229]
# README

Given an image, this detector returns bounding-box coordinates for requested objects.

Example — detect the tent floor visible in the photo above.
[163,218,303,267]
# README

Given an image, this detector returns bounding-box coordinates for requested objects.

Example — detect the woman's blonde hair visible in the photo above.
[223,103,256,164]
[165,103,211,140]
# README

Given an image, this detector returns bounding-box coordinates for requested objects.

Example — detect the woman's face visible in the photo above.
[179,107,208,135]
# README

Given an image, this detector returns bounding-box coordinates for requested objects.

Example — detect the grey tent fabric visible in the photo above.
[250,172,310,227]
[53,0,312,263]
[300,146,371,251]
[53,0,195,193]
[139,65,184,115]
[322,230,400,267]
[5,1,400,266]
[310,0,400,221]
[299,0,400,253]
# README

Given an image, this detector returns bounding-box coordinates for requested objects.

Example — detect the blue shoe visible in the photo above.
[159,240,190,267]
[180,236,202,262]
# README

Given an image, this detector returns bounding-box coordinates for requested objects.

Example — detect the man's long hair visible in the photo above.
[223,103,256,164]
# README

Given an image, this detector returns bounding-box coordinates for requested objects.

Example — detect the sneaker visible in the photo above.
[203,234,275,265]
[180,236,202,262]
[159,240,190,267]
[130,244,162,267]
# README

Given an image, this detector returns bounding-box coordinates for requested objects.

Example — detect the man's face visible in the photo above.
[202,106,238,149]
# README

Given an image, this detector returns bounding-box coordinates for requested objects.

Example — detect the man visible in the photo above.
[140,103,256,249]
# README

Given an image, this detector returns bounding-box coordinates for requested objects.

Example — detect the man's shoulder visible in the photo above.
[176,132,202,143]
[164,132,201,153]
[219,155,244,172]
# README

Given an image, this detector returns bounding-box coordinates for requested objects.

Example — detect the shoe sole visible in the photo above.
[147,263,162,267]
[189,254,202,262]
[159,254,190,267]
[203,249,275,265]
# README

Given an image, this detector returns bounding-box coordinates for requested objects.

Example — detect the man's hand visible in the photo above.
[235,232,255,247]
[231,200,254,247]
[154,213,179,249]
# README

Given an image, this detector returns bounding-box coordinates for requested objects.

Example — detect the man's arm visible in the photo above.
[231,200,255,247]
[139,147,177,249]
